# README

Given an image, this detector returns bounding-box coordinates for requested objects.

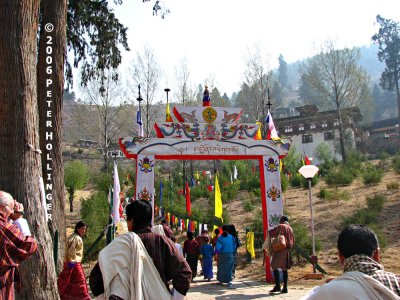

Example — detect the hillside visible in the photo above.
[230,169,400,286]
[67,163,399,290]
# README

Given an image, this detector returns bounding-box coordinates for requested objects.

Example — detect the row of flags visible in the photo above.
[155,170,224,227]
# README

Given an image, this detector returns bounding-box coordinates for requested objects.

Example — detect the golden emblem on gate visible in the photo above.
[202,107,217,123]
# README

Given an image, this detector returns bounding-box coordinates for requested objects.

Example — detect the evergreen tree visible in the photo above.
[372,15,400,131]
[278,54,289,89]
[271,80,284,106]
[298,73,329,109]
[222,92,231,107]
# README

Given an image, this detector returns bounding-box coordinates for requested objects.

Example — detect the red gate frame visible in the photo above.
[119,139,274,282]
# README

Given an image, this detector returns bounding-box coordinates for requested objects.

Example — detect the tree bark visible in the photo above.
[37,0,67,273]
[0,1,59,299]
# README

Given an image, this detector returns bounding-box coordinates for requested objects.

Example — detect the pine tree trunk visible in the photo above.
[0,1,59,299]
[37,0,68,275]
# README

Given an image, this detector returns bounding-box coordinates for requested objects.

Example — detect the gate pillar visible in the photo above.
[136,154,156,225]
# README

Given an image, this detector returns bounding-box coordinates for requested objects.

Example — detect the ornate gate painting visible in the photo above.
[119,103,290,282]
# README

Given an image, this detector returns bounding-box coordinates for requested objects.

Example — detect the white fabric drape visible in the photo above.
[301,271,400,300]
[98,232,172,300]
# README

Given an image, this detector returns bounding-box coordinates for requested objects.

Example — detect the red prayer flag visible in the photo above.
[305,155,311,165]
[185,182,191,217]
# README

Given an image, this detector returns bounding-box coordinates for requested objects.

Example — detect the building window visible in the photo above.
[302,134,313,144]
[299,124,304,131]
[334,119,339,126]
[284,126,293,133]
[321,122,327,128]
[310,123,316,129]
[324,131,335,141]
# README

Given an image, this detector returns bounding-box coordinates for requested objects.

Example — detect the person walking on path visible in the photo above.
[196,229,209,276]
[200,236,214,281]
[267,215,294,294]
[171,236,184,257]
[302,225,400,299]
[183,231,200,282]
[215,225,237,288]
[0,191,37,299]
[228,224,240,278]
[57,221,91,300]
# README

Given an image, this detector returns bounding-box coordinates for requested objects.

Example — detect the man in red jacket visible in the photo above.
[0,191,37,299]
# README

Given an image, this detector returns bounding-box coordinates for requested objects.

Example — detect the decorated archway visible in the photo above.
[119,102,290,282]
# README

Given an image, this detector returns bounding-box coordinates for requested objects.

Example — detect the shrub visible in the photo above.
[386,181,399,193]
[318,187,331,199]
[325,166,355,186]
[190,185,211,200]
[318,187,350,202]
[290,220,322,263]
[243,200,254,212]
[393,155,400,174]
[342,208,378,227]
[377,151,390,161]
[93,172,112,194]
[290,173,303,187]
[252,187,261,197]
[239,174,260,191]
[315,142,333,163]
[249,211,263,233]
[222,184,239,202]
[346,150,365,169]
[318,159,337,177]
[366,194,386,211]
[81,192,109,260]
[301,176,318,189]
[362,163,383,186]
[362,170,384,186]
[281,172,288,192]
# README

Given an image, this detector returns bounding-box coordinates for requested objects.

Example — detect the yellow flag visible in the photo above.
[215,173,223,222]
[246,231,256,258]
[255,122,262,140]
[166,102,173,122]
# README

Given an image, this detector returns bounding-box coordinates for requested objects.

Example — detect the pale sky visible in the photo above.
[112,0,400,99]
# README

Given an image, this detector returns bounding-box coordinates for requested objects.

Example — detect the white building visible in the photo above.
[275,105,362,165]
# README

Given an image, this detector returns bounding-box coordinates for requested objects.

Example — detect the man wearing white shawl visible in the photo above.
[90,200,191,300]
[302,225,400,300]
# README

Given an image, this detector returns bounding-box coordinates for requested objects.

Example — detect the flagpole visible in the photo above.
[137,84,143,137]
[264,88,273,139]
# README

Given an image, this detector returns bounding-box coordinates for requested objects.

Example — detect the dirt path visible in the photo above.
[186,263,314,299]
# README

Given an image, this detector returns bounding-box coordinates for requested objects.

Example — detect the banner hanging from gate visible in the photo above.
[136,154,155,224]
[262,155,283,229]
